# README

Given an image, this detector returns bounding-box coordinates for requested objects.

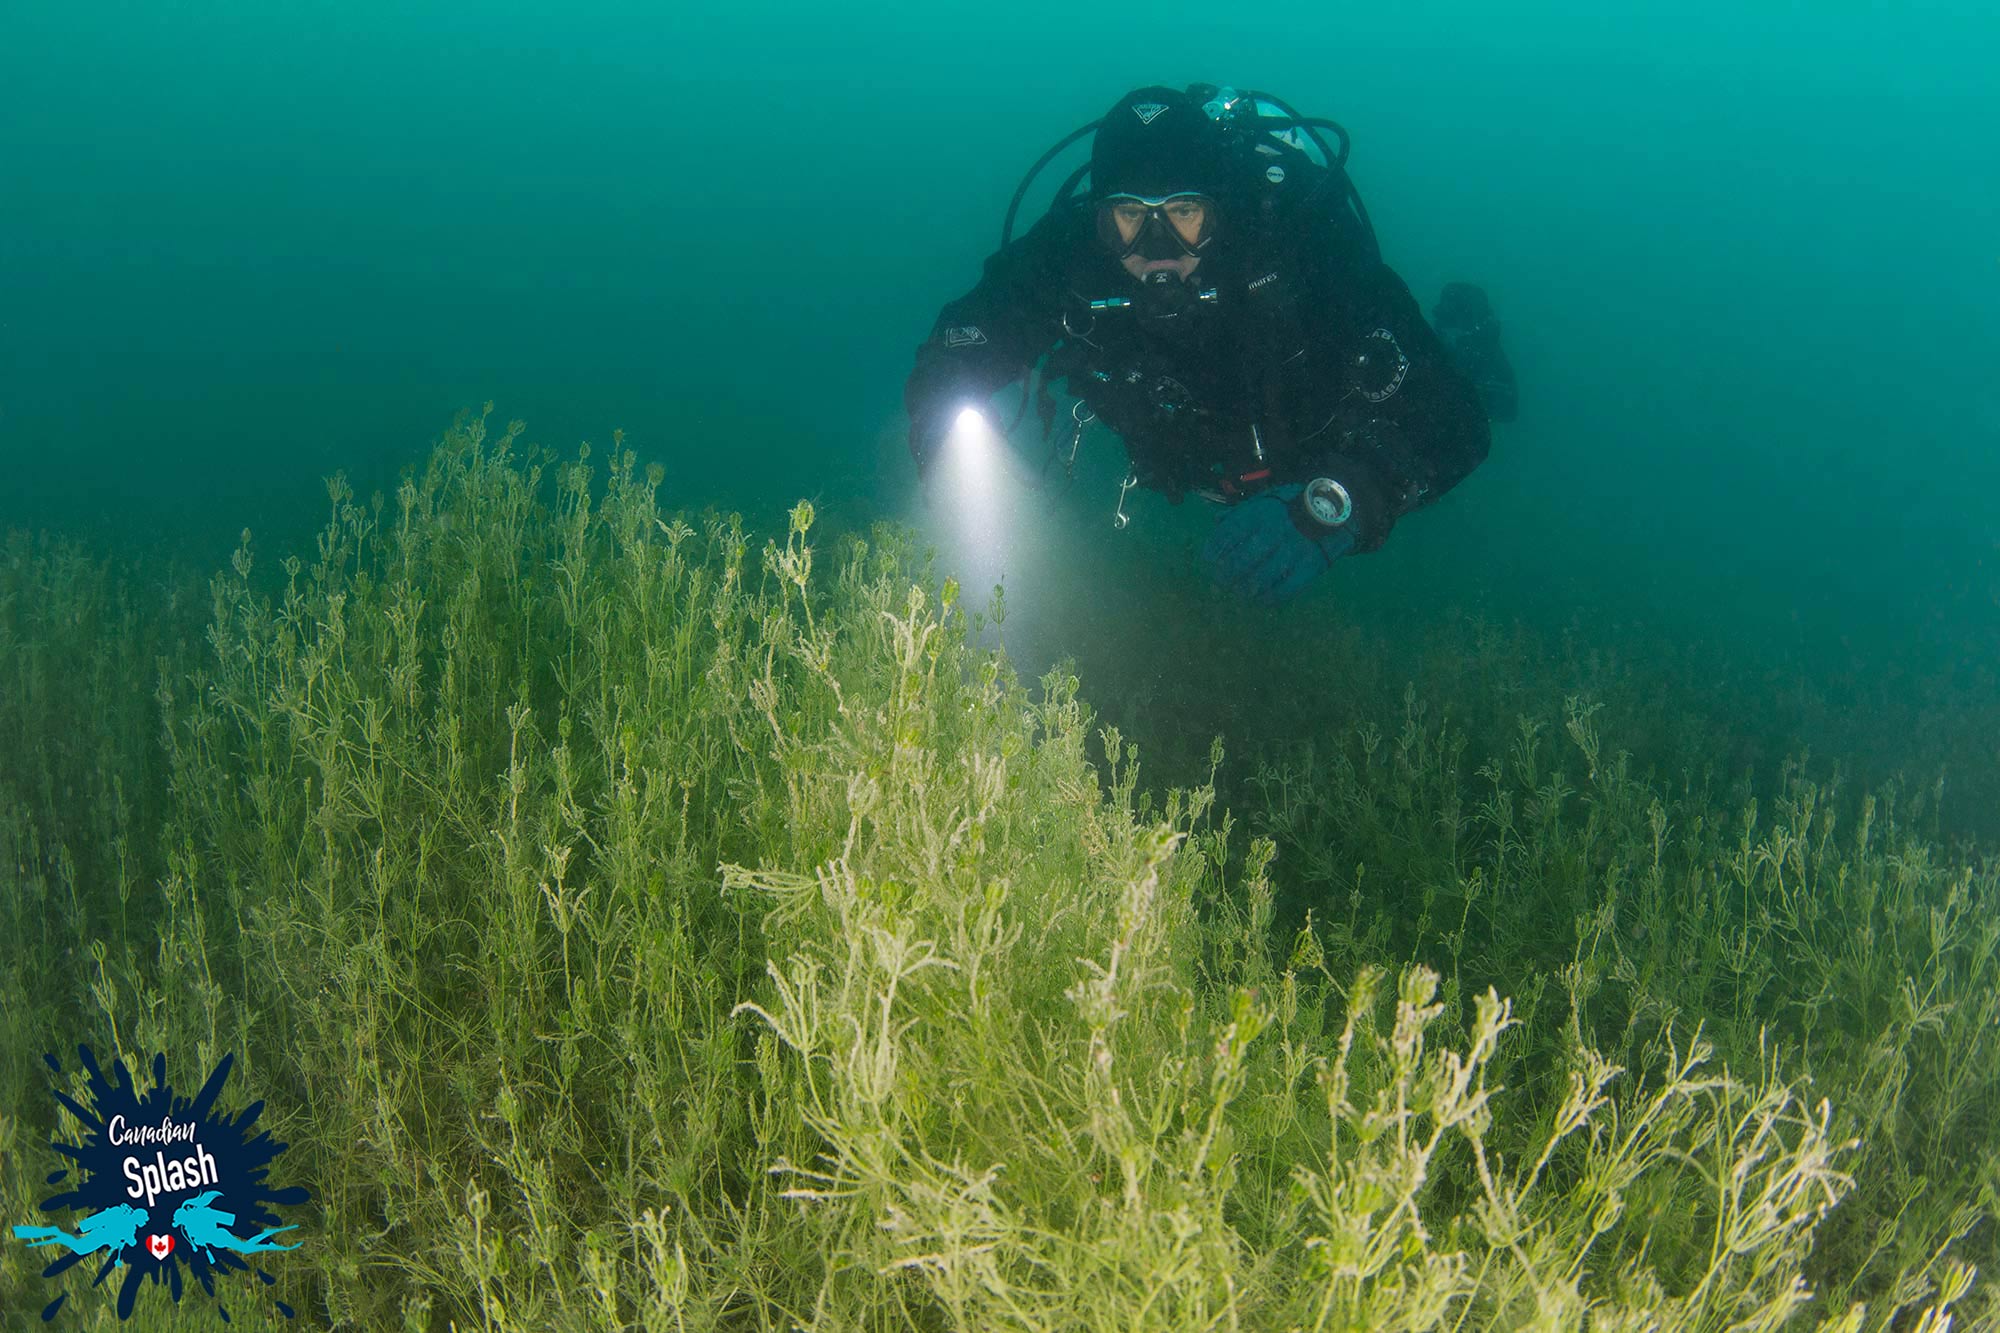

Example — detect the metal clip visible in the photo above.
[1065,402,1095,480]
[1112,471,1138,529]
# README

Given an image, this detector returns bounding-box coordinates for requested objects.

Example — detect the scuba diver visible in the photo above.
[904,83,1518,604]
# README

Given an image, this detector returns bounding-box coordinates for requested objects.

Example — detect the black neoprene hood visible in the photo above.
[1089,86,1232,201]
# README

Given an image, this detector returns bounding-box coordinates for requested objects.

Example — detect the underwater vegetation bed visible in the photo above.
[3,409,1998,1331]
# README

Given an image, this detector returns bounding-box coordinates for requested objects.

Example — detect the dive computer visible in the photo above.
[1297,476,1353,528]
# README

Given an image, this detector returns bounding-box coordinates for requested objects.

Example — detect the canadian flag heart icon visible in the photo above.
[146,1233,174,1260]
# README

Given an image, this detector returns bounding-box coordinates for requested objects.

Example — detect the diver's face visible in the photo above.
[1105,195,1207,283]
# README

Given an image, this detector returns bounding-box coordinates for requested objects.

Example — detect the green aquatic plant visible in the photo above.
[0,408,1990,1329]
[1247,690,2000,1326]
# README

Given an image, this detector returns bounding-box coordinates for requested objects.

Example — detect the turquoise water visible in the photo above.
[4,0,1997,817]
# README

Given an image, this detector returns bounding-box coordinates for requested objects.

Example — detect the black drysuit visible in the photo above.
[904,155,1491,553]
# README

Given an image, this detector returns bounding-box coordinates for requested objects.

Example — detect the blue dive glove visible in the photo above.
[1202,482,1356,604]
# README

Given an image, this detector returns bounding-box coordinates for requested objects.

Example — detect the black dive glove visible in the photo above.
[1433,282,1518,423]
[908,406,950,479]
[905,375,980,480]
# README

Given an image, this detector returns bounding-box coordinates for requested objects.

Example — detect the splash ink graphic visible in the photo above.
[11,1047,309,1322]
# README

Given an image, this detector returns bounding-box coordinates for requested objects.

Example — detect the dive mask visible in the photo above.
[1095,192,1215,261]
